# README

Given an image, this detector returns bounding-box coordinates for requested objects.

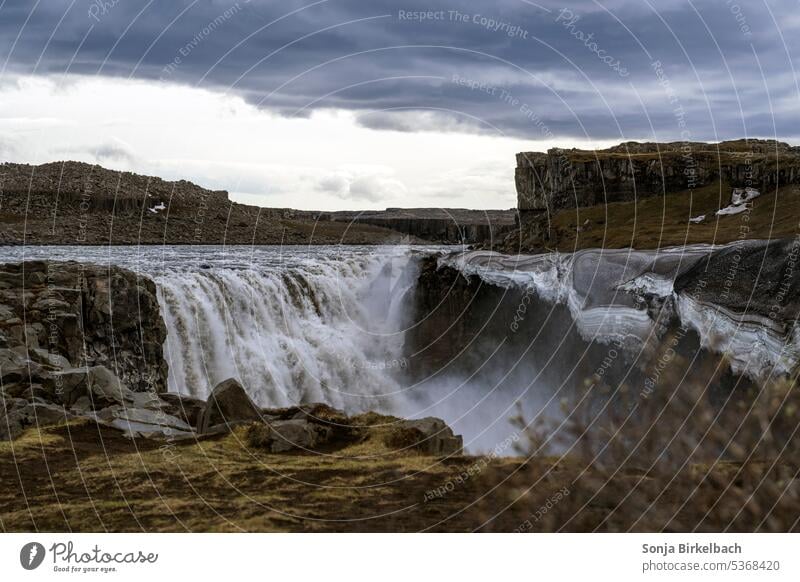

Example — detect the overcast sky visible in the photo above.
[1,0,798,209]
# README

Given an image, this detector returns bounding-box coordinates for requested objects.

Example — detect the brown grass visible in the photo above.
[500,351,800,532]
[0,418,525,532]
[543,181,799,251]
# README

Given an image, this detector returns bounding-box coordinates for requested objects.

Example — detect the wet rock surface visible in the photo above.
[674,238,800,326]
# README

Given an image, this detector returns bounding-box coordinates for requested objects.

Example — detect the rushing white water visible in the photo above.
[155,250,420,409]
[2,245,429,410]
[5,242,796,452]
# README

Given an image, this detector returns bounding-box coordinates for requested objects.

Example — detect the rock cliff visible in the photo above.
[515,139,800,215]
[324,208,516,244]
[0,261,168,395]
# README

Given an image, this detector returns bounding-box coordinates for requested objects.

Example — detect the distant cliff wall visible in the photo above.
[515,139,800,215]
[326,209,516,244]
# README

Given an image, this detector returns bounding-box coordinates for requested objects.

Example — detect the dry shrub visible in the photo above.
[244,422,272,449]
[511,350,800,532]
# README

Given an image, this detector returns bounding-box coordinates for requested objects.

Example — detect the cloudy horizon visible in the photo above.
[1,0,798,209]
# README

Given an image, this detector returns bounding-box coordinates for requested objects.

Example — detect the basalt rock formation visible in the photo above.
[515,139,800,216]
[507,139,800,253]
[407,238,800,405]
[0,261,168,395]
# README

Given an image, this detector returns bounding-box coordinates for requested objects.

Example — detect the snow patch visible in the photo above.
[716,187,760,217]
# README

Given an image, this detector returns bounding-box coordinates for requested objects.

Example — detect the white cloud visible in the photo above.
[0,74,606,210]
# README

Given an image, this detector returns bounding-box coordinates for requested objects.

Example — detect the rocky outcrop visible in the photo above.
[515,139,800,215]
[0,161,507,245]
[247,402,463,455]
[2,370,465,455]
[0,261,168,395]
[416,240,800,390]
[197,378,261,434]
[674,238,800,326]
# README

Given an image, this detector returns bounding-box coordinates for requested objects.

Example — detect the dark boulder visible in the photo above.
[160,393,207,428]
[197,378,261,434]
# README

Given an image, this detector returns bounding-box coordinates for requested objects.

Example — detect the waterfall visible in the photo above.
[154,249,420,411]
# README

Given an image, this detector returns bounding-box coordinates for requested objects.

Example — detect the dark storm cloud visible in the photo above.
[1,0,798,142]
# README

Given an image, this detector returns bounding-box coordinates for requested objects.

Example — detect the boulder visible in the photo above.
[0,400,72,441]
[268,419,333,453]
[160,393,206,427]
[50,365,134,407]
[93,405,195,440]
[385,417,463,456]
[246,418,333,453]
[197,378,261,434]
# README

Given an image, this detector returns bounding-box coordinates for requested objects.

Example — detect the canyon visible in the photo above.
[1,140,799,532]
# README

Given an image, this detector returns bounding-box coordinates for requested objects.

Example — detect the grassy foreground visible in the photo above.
[0,419,531,532]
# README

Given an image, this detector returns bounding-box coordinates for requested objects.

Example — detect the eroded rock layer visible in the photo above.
[516,139,800,214]
[0,260,168,394]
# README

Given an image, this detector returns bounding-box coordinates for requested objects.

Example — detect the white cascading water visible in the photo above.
[155,248,421,411]
[12,242,791,452]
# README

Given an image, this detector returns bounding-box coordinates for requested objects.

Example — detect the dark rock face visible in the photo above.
[674,238,800,329]
[0,261,168,394]
[516,139,800,215]
[406,256,508,375]
[405,252,777,415]
[197,378,262,433]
